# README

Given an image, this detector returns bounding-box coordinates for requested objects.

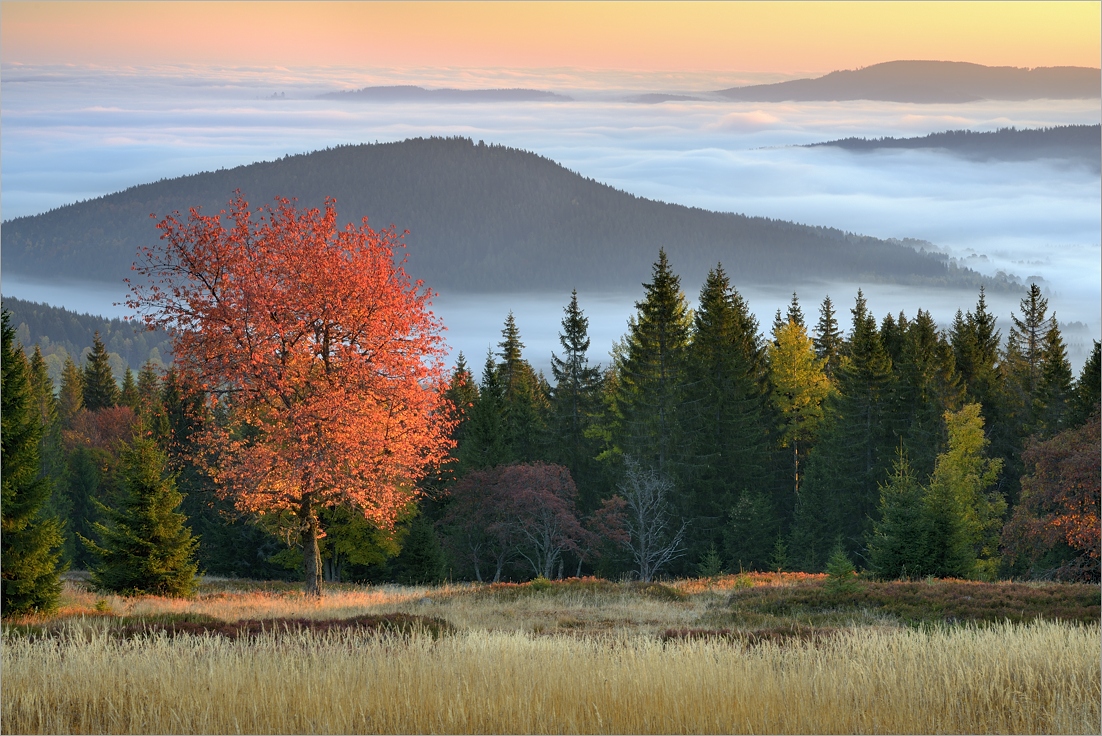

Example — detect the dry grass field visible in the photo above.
[3,573,1099,734]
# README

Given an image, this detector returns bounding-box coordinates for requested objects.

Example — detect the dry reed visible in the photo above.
[4,620,1098,734]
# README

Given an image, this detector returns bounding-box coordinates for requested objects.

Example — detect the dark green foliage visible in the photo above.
[615,250,692,475]
[868,451,933,579]
[393,516,447,585]
[1,311,66,616]
[82,437,199,596]
[456,352,513,471]
[724,490,779,572]
[57,356,83,426]
[495,313,549,463]
[824,540,861,593]
[548,291,605,510]
[120,368,140,412]
[81,332,119,411]
[1035,320,1074,437]
[813,295,844,380]
[682,267,772,557]
[2,138,992,292]
[1067,340,1100,428]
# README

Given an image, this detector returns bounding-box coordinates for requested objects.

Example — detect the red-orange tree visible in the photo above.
[128,194,454,595]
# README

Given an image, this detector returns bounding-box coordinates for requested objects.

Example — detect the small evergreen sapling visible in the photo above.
[825,540,861,594]
[82,436,199,596]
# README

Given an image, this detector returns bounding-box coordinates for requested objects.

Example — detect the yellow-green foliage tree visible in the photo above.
[924,403,1005,579]
[769,319,832,497]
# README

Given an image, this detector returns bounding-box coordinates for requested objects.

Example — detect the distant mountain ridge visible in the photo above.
[807,125,1102,170]
[1,137,997,294]
[717,61,1101,103]
[319,86,571,102]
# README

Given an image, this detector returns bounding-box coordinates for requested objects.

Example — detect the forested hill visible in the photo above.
[807,125,1101,169]
[0,296,172,384]
[1,137,993,293]
[717,61,1101,103]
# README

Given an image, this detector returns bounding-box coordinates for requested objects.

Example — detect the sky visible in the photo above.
[1,1,1099,370]
[3,1,1099,72]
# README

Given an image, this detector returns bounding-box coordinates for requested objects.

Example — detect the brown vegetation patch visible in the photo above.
[728,578,1100,624]
[117,612,456,640]
[660,625,840,647]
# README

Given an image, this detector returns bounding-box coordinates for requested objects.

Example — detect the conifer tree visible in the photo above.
[393,515,447,584]
[1035,319,1074,437]
[867,449,933,579]
[120,367,140,412]
[457,351,512,471]
[813,295,844,380]
[82,331,119,411]
[495,313,547,462]
[1067,340,1100,428]
[683,267,772,559]
[2,311,66,615]
[27,345,71,553]
[785,292,805,329]
[82,436,199,596]
[549,290,604,509]
[58,355,84,426]
[923,403,1005,579]
[1007,284,1051,420]
[769,317,831,499]
[792,291,895,568]
[615,249,692,475]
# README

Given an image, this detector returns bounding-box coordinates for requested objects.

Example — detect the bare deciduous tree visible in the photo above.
[619,457,687,582]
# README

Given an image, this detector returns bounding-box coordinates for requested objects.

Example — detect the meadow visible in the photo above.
[3,573,1099,734]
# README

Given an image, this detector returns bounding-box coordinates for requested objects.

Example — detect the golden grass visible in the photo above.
[3,620,1097,734]
[3,576,1099,734]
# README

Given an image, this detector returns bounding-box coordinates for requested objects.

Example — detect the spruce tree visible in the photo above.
[495,313,548,462]
[2,311,66,615]
[393,516,447,584]
[457,351,512,471]
[785,292,805,329]
[82,436,199,596]
[1007,284,1051,418]
[813,295,844,380]
[120,367,140,412]
[1035,319,1074,437]
[58,355,84,426]
[867,449,933,579]
[82,331,119,411]
[615,249,692,475]
[683,267,772,559]
[549,290,604,510]
[1067,340,1100,427]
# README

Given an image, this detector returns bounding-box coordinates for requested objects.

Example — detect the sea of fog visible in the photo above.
[2,64,1099,372]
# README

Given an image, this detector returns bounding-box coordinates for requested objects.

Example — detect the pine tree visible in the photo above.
[549,290,604,510]
[457,351,512,471]
[82,436,199,596]
[58,355,84,426]
[683,267,772,559]
[82,331,119,411]
[785,292,805,329]
[1006,283,1051,430]
[2,311,66,615]
[813,295,844,380]
[615,249,692,475]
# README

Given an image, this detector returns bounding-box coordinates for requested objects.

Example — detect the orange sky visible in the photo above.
[2,2,1099,73]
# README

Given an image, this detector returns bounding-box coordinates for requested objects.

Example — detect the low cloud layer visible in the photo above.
[2,63,1098,367]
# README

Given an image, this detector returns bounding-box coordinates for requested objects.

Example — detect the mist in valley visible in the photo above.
[2,63,1098,373]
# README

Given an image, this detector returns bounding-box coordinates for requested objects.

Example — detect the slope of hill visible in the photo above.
[1,296,172,385]
[0,137,995,293]
[717,61,1101,103]
[319,86,571,102]
[807,125,1101,170]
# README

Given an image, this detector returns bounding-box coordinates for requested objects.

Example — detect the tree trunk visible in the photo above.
[301,500,323,597]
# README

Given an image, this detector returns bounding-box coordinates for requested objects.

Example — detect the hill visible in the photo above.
[0,137,995,293]
[717,61,1101,103]
[807,125,1101,170]
[318,86,571,102]
[0,295,172,385]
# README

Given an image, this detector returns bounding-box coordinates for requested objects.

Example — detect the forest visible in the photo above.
[809,124,1101,168]
[0,137,997,293]
[5,248,1098,591]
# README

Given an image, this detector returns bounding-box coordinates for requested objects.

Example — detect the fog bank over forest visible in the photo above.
[2,63,1098,369]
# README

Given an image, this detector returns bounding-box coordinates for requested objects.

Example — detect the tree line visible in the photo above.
[3,248,1099,612]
